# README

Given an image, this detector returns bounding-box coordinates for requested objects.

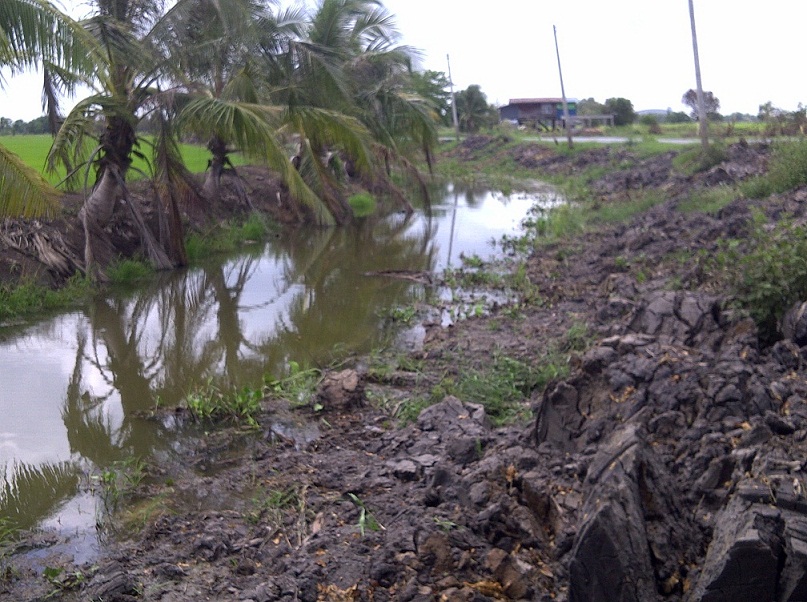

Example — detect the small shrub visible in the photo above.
[640,115,662,135]
[348,192,377,217]
[238,213,270,241]
[712,220,807,344]
[107,259,154,285]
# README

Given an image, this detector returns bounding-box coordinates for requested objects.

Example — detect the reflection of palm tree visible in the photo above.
[254,216,438,370]
[0,461,79,531]
[52,199,449,496]
[205,256,260,382]
[63,304,162,464]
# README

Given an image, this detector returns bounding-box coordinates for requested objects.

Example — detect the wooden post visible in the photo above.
[447,54,460,143]
[553,25,573,149]
[688,0,709,151]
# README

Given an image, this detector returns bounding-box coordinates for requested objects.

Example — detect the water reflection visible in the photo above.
[0,182,551,539]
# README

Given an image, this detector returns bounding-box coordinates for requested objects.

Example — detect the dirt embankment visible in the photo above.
[4,138,807,601]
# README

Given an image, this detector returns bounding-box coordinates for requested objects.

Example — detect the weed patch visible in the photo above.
[742,139,807,198]
[0,274,92,321]
[672,145,727,176]
[185,380,263,427]
[677,185,737,214]
[184,214,275,264]
[107,258,155,285]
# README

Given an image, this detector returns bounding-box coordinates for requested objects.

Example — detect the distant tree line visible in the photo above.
[0,116,52,135]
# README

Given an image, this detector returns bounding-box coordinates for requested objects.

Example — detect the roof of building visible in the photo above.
[506,98,577,105]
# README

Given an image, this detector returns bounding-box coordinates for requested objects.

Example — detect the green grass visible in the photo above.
[0,134,234,185]
[106,259,155,285]
[184,213,276,264]
[677,185,737,214]
[741,139,807,199]
[0,274,92,322]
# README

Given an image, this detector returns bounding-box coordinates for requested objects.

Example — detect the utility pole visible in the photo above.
[447,54,460,143]
[553,25,573,149]
[688,0,709,151]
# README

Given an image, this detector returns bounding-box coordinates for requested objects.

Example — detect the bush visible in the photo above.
[640,114,662,135]
[348,192,377,217]
[714,219,807,344]
[107,259,154,285]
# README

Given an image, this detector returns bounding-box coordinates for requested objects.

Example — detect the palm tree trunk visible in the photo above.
[80,164,173,281]
[80,167,120,281]
[119,185,174,271]
[202,136,228,201]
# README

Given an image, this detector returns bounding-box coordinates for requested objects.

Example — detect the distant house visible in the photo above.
[499,98,578,130]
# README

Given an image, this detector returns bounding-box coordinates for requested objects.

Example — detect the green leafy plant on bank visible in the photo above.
[43,566,94,599]
[264,361,322,407]
[90,456,148,512]
[707,216,807,344]
[346,493,383,536]
[184,379,263,428]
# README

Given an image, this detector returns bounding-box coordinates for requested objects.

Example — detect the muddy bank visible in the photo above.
[3,138,807,601]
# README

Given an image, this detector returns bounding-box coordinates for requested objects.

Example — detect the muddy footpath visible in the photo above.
[3,136,807,601]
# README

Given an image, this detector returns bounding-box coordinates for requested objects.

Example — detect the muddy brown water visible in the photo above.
[0,182,560,563]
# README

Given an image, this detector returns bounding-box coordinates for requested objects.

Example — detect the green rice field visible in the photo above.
[1,134,228,185]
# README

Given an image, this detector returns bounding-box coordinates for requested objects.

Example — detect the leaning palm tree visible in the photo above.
[47,0,184,279]
[156,0,375,225]
[307,0,438,206]
[0,0,93,218]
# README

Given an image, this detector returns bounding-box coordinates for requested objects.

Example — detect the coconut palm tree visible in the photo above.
[288,0,438,211]
[156,0,375,225]
[0,0,92,218]
[47,0,186,279]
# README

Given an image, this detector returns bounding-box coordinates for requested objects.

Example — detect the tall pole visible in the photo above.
[553,25,573,149]
[447,54,460,143]
[688,0,709,151]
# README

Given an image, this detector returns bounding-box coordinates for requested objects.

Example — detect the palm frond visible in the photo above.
[178,96,334,224]
[0,0,95,76]
[286,105,373,173]
[0,144,60,218]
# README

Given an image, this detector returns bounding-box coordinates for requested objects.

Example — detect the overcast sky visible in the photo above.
[1,0,804,121]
